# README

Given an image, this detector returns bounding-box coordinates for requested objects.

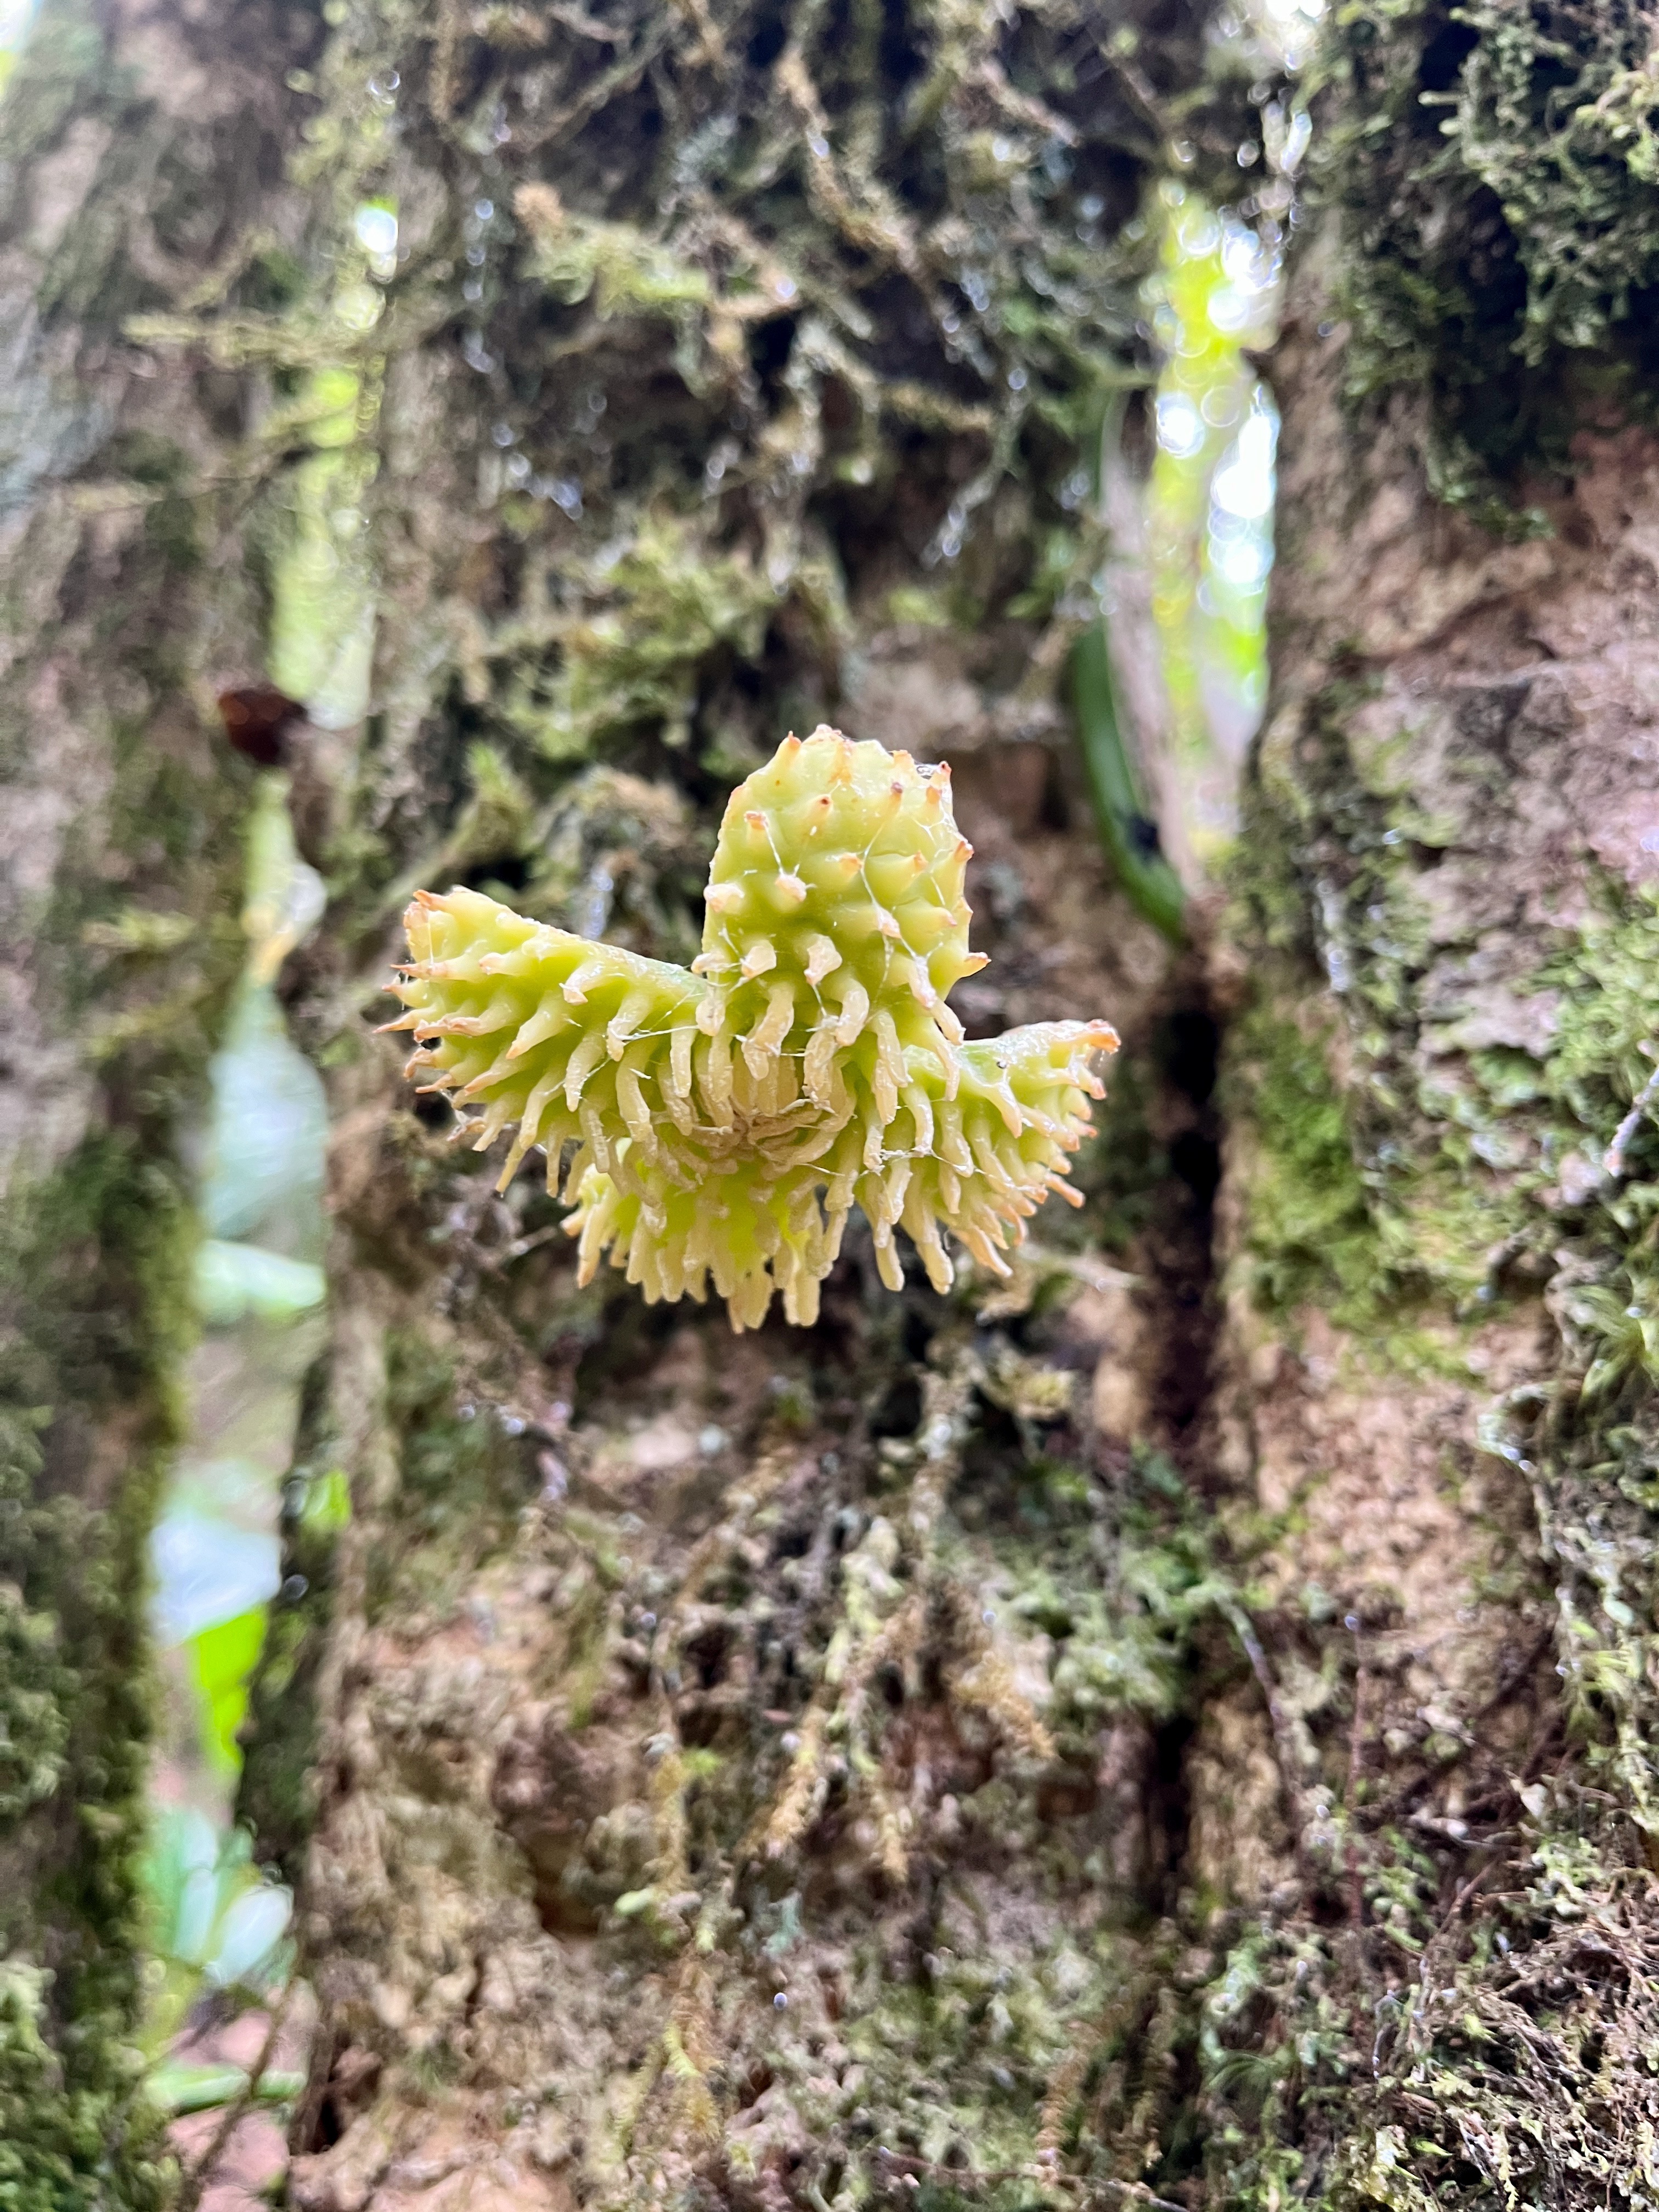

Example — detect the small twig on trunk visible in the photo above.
[1222,1599,1310,1874]
[1346,1616,1368,1928]
[1439,1855,1501,1936]
[1604,1051,1659,1181]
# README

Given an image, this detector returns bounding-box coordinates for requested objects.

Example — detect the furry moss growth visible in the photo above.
[1314,0,1659,505]
[1227,1002,1377,1323]
[0,0,282,2183]
[0,1137,201,2212]
[390,729,1118,1327]
[1207,697,1659,2203]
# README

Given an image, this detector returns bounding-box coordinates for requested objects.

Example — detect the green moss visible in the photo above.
[499,517,813,763]
[1228,1001,1378,1323]
[1223,696,1659,1348]
[1316,0,1659,509]
[1235,823,1659,1346]
[1211,637,1659,2210]
[362,1329,535,1620]
[1538,888,1659,1125]
[0,1132,204,2211]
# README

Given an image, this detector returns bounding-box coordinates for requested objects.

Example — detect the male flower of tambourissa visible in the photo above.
[385,726,1118,1330]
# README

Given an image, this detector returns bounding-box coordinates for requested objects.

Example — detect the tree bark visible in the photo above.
[13,0,1659,2208]
[1,2,307,2198]
[1188,9,1659,2200]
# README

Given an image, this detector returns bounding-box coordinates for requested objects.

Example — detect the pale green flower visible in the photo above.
[387,727,1117,1329]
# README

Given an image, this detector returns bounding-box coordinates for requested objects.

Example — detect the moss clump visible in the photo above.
[0,1135,203,2212]
[366,1328,538,1621]
[1227,1002,1378,1323]
[1228,684,1659,1341]
[1315,0,1659,508]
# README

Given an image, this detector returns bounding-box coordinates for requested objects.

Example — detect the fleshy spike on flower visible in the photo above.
[388,727,1119,1330]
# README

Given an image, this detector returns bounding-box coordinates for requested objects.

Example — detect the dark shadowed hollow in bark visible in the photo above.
[11,1,1659,2207]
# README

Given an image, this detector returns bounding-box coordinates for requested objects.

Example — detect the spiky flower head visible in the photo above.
[385,727,1118,1330]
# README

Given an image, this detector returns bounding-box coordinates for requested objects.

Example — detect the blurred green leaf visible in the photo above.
[194,1238,324,1322]
[206,1882,292,1989]
[301,1465,352,1535]
[150,1507,279,1645]
[188,1605,269,1777]
[144,2061,306,2114]
[140,1806,292,2051]
[142,1805,223,1966]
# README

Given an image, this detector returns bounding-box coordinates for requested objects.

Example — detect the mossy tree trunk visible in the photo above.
[12,0,1659,2208]
[1,2,309,2199]
[1192,5,1659,2203]
[4,1,1234,2204]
